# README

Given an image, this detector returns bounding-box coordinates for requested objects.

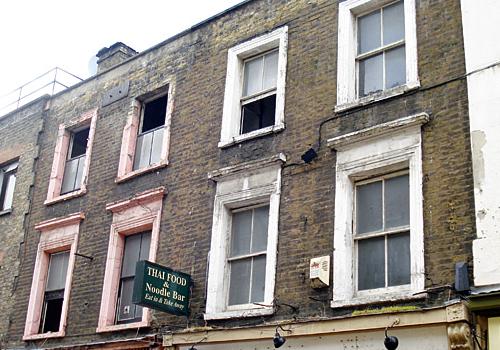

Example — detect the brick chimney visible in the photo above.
[96,42,138,73]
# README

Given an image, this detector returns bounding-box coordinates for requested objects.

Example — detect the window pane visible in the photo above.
[69,128,89,159]
[141,95,168,132]
[262,50,279,90]
[383,1,405,45]
[359,53,383,96]
[356,180,383,234]
[358,236,385,290]
[385,174,410,228]
[61,157,80,194]
[250,255,266,303]
[231,210,252,257]
[46,252,69,292]
[388,232,411,286]
[150,127,164,165]
[241,94,276,134]
[73,156,85,191]
[358,10,381,54]
[133,130,153,170]
[117,278,136,321]
[228,259,251,305]
[252,206,269,253]
[385,46,406,89]
[1,172,16,210]
[243,56,263,97]
[139,232,151,261]
[121,234,141,278]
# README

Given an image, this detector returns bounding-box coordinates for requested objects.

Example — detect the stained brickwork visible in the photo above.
[0,96,48,346]
[3,0,475,348]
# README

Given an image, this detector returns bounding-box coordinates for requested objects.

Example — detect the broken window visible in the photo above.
[61,127,89,194]
[0,160,18,211]
[133,95,167,170]
[240,50,278,134]
[39,251,69,333]
[116,231,151,324]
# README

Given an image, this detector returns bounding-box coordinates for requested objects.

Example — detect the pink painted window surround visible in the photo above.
[23,212,84,341]
[115,84,174,183]
[97,187,165,333]
[45,108,98,205]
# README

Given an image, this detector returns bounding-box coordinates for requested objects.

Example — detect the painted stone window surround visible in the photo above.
[219,26,288,148]
[116,83,174,183]
[23,212,84,340]
[336,0,419,112]
[327,114,428,307]
[205,154,285,320]
[97,187,165,333]
[45,108,98,205]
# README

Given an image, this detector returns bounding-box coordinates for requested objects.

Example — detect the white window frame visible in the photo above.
[327,114,428,307]
[205,154,285,320]
[336,0,419,112]
[219,27,288,148]
[0,159,18,212]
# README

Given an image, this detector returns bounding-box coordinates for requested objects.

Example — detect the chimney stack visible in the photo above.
[96,42,138,74]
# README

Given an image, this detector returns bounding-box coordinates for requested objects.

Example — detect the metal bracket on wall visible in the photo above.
[102,81,129,107]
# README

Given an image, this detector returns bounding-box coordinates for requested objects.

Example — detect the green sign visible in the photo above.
[132,260,192,316]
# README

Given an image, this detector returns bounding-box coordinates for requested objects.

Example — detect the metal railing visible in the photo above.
[0,67,83,116]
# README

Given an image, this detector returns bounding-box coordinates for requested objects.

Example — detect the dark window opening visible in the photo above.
[116,231,151,324]
[69,127,90,159]
[40,290,64,333]
[241,94,276,134]
[141,95,168,133]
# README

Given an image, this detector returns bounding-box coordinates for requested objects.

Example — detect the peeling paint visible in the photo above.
[471,130,486,190]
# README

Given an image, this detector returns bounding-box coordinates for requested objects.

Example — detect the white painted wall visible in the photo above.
[178,325,449,350]
[461,0,500,286]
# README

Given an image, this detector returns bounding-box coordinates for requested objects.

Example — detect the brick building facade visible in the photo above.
[0,0,492,349]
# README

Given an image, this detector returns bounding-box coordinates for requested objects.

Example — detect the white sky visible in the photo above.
[0,0,243,97]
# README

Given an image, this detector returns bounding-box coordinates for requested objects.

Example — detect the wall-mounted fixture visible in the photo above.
[384,319,400,350]
[273,325,292,348]
[310,255,330,288]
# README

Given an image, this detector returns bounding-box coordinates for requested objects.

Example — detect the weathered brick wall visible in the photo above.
[0,96,48,346]
[7,0,475,347]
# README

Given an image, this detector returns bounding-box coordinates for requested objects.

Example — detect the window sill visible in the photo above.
[115,161,168,183]
[218,123,285,148]
[0,209,12,217]
[204,306,274,320]
[331,290,426,308]
[96,320,149,333]
[44,188,87,206]
[23,330,65,341]
[335,82,420,113]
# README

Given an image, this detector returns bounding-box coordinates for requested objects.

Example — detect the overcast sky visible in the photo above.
[0,0,243,99]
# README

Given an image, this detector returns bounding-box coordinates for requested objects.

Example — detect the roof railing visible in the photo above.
[0,67,83,116]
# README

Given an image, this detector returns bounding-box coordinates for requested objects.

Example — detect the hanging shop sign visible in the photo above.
[132,260,192,316]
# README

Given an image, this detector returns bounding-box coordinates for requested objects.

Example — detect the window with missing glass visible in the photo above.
[354,171,410,291]
[39,251,69,334]
[240,50,278,134]
[357,0,406,97]
[116,231,151,324]
[228,205,269,306]
[133,95,167,170]
[0,160,18,211]
[61,127,89,195]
